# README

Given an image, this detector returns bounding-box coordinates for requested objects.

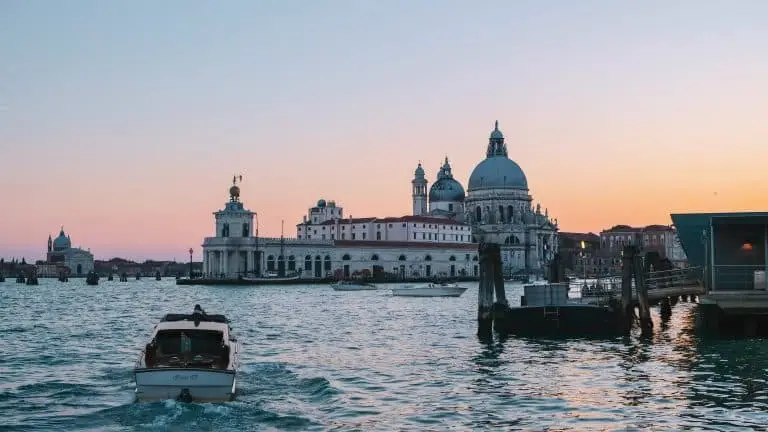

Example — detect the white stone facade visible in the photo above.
[46,228,94,276]
[259,238,478,279]
[202,179,260,278]
[465,122,559,276]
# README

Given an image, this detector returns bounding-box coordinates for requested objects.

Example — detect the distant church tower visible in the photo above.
[412,162,428,216]
[47,234,52,253]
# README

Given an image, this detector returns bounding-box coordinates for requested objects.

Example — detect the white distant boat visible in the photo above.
[331,280,377,291]
[391,282,468,297]
[134,306,240,402]
[241,272,301,283]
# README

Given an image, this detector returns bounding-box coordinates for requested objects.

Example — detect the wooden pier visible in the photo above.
[477,241,707,338]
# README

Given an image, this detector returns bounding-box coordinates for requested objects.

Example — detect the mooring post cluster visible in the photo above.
[620,245,653,336]
[475,229,509,337]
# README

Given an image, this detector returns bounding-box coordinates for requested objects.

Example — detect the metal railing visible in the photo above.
[567,266,703,304]
[645,266,702,290]
[712,265,767,291]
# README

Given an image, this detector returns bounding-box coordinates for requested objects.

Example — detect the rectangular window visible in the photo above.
[362,233,367,240]
[413,232,416,239]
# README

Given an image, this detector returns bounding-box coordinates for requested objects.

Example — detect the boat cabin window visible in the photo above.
[154,329,223,355]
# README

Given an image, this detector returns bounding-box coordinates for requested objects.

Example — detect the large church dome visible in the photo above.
[429,157,465,202]
[467,121,528,192]
[52,228,71,251]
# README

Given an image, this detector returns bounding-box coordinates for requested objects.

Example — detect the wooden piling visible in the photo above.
[631,246,653,335]
[477,242,495,336]
[620,246,635,330]
[490,244,508,306]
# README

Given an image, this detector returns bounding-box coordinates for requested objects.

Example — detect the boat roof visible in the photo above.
[161,313,229,323]
[152,313,231,335]
[154,320,229,333]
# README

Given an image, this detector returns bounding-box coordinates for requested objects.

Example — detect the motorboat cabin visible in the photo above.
[134,307,240,402]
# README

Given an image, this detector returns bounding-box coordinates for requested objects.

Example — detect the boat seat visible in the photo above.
[219,344,230,369]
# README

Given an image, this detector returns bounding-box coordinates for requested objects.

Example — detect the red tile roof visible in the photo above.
[299,215,465,227]
[334,240,477,250]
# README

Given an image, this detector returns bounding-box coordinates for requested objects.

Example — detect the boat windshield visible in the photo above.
[146,329,229,369]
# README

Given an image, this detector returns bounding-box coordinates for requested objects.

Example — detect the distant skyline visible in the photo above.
[2,0,767,261]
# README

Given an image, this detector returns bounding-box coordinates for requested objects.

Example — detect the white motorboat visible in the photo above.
[331,280,377,291]
[134,306,240,403]
[241,272,301,283]
[391,282,468,297]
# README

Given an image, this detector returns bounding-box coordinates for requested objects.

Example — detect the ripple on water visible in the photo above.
[2,280,768,431]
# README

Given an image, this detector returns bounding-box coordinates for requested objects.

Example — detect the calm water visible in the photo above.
[1,279,768,431]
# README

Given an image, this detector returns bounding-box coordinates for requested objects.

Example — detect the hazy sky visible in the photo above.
[2,0,767,261]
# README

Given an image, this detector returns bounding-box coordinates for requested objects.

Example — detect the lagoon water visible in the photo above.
[1,279,768,431]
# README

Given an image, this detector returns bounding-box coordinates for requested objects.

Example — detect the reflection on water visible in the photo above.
[1,280,768,431]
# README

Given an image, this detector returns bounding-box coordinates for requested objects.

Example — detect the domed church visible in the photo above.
[464,121,559,274]
[46,227,95,276]
[412,157,466,221]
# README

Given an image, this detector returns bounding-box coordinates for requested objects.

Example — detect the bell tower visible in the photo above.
[412,162,428,216]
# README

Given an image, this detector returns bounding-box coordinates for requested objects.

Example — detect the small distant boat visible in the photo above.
[241,272,301,283]
[392,282,468,297]
[134,306,240,402]
[331,280,377,291]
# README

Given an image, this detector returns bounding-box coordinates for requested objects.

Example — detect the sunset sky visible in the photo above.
[2,0,767,261]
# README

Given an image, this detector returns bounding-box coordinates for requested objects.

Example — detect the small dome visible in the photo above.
[229,185,240,199]
[317,199,327,208]
[468,156,528,191]
[414,163,425,178]
[52,228,71,251]
[429,177,466,202]
[490,120,504,140]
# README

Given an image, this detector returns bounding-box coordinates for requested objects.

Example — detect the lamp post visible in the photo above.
[580,240,588,289]
[188,248,194,279]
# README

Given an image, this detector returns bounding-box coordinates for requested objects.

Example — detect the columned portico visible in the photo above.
[202,177,260,279]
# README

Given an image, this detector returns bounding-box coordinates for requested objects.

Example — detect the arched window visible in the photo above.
[507,205,514,222]
[472,255,479,261]
[288,255,296,271]
[376,231,381,240]
[222,223,230,237]
[267,255,275,271]
[398,254,407,261]
[305,255,312,270]
[342,254,351,261]
[475,206,482,222]
[371,254,379,261]
[449,255,456,261]
[499,205,505,222]
[424,255,432,261]
[324,255,332,271]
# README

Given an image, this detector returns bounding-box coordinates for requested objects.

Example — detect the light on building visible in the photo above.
[580,240,586,250]
[741,242,754,252]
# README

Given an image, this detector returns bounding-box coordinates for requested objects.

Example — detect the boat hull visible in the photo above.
[493,304,623,337]
[392,286,468,297]
[134,368,236,402]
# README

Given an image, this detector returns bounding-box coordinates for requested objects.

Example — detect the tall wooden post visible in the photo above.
[491,244,508,306]
[632,246,653,335]
[620,246,635,331]
[477,242,495,336]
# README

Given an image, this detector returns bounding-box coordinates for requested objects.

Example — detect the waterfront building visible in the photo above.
[464,121,559,275]
[44,228,94,276]
[199,121,558,279]
[201,177,259,278]
[599,224,687,266]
